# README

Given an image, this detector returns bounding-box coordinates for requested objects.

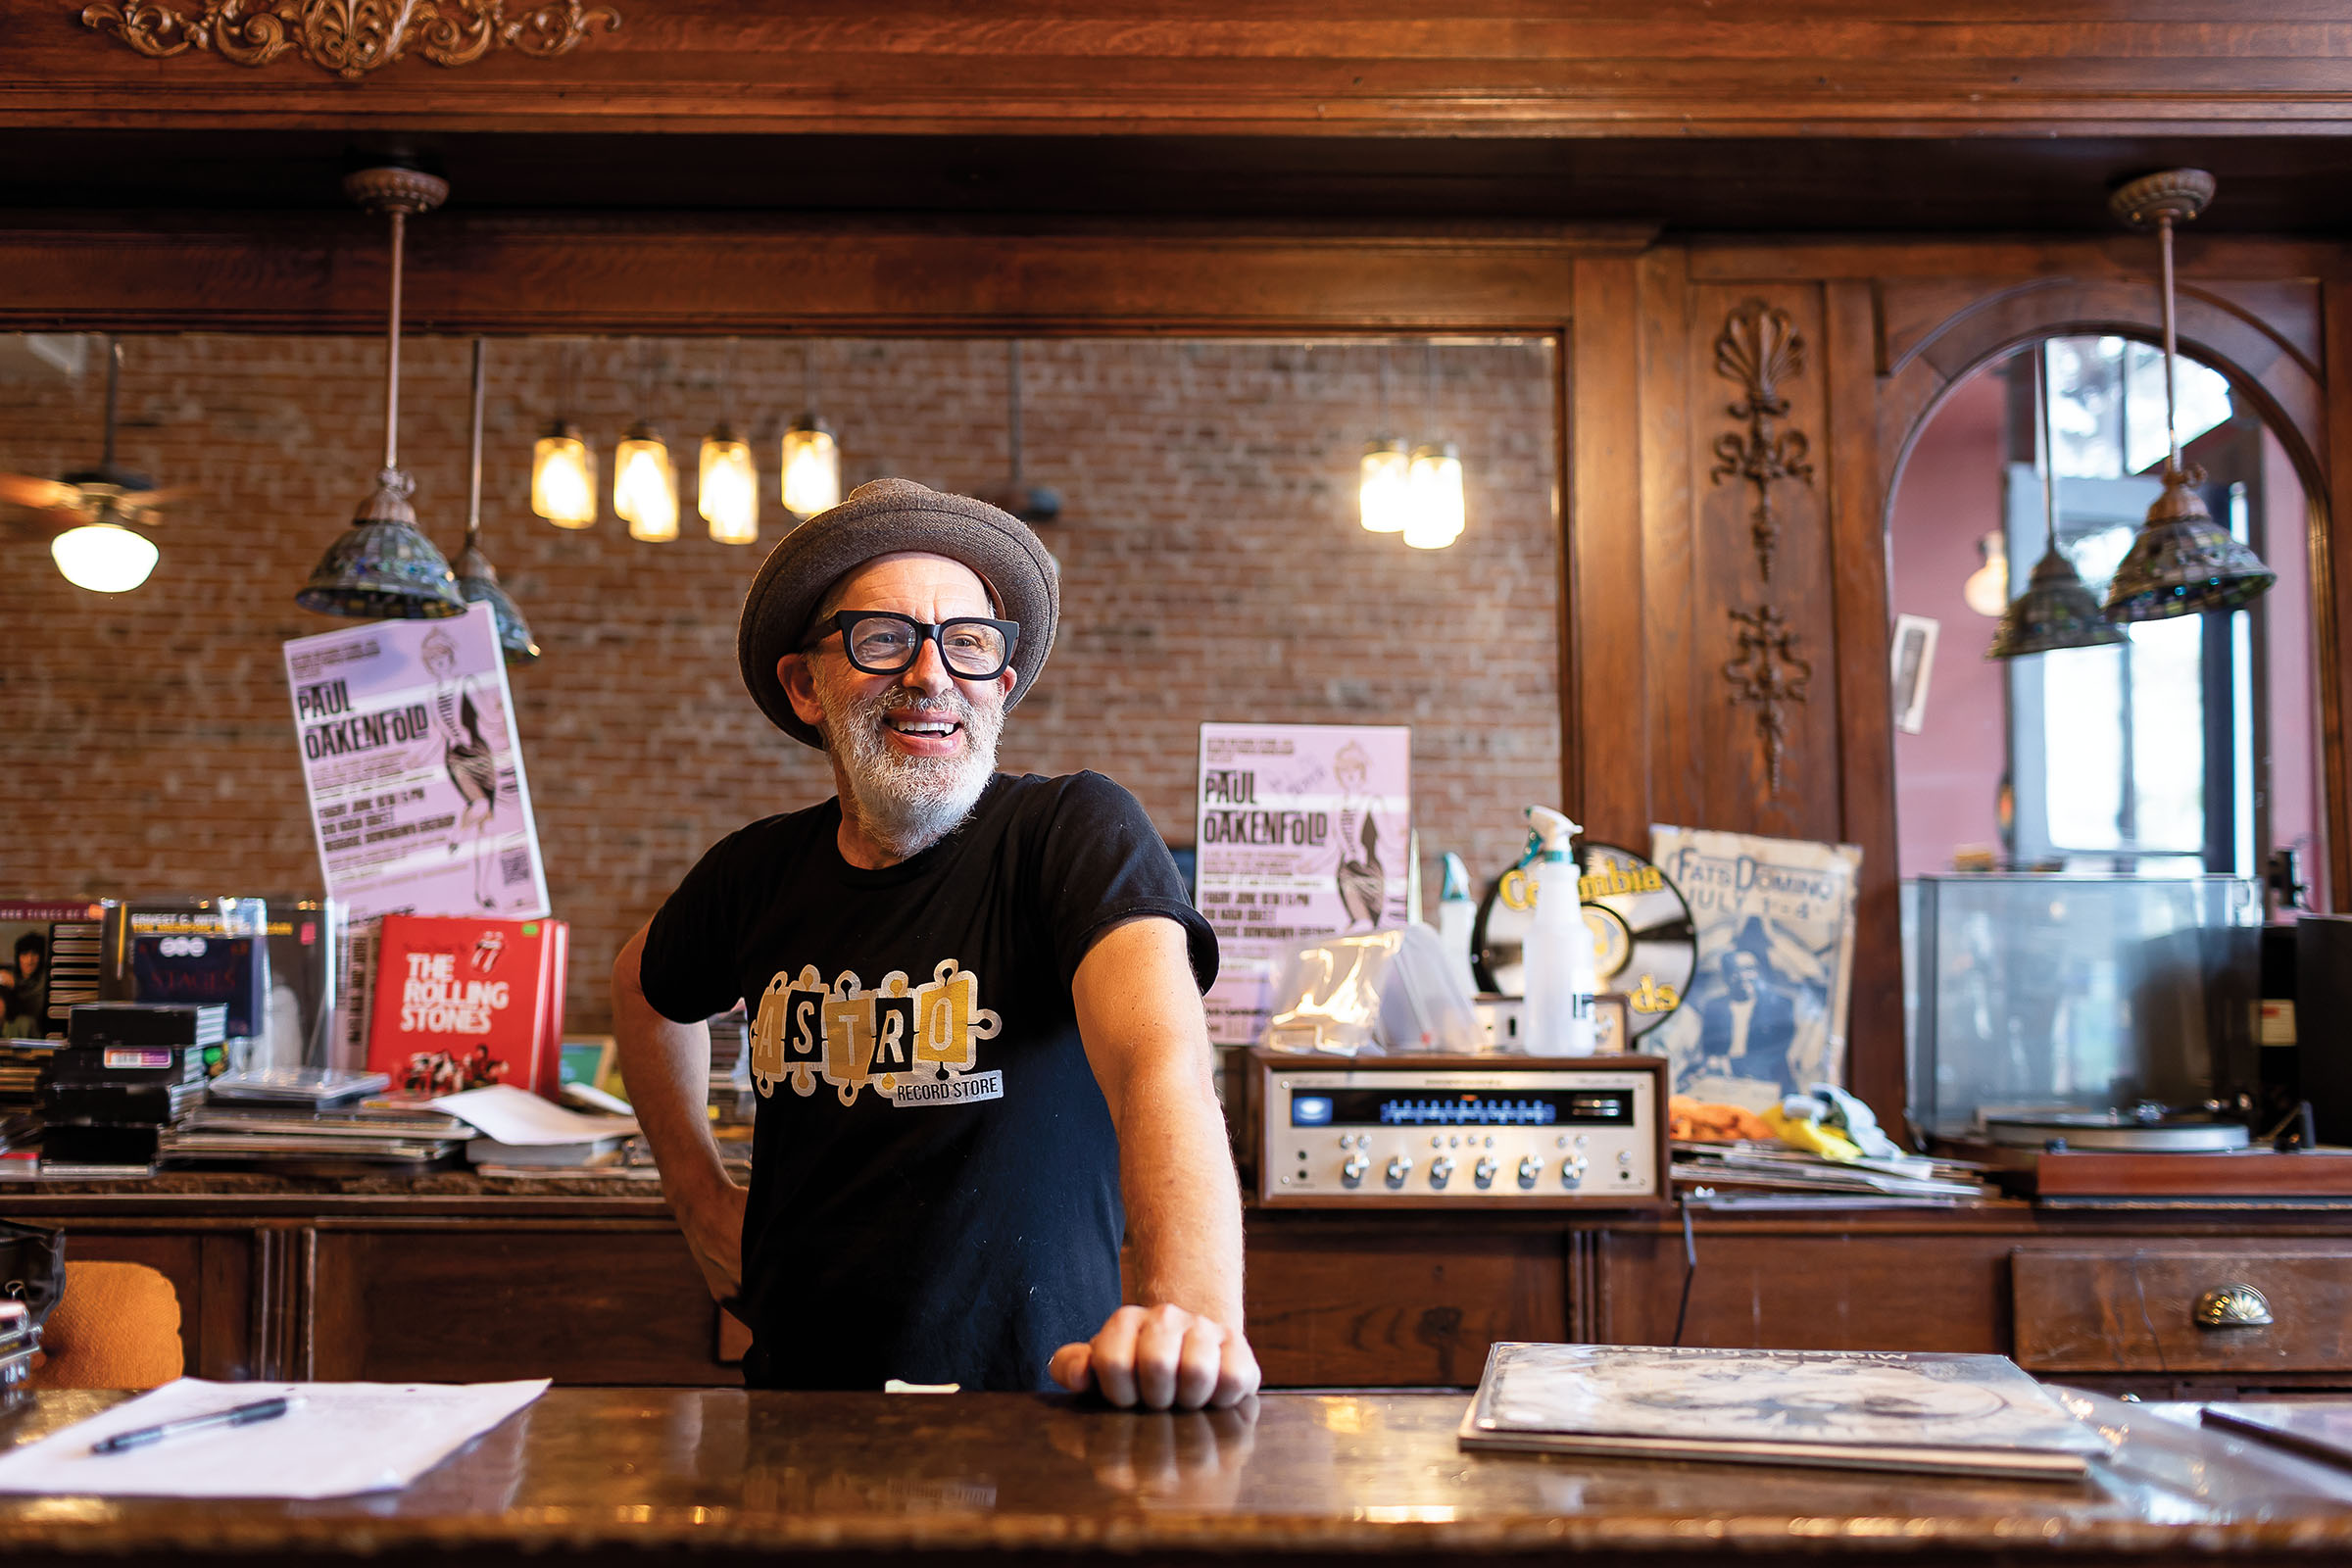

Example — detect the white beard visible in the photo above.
[816,679,1004,860]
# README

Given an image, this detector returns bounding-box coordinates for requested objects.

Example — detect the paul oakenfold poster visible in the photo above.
[282,602,550,926]
[1194,721,1411,1046]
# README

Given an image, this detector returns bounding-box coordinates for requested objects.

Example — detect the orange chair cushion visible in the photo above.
[35,1260,184,1391]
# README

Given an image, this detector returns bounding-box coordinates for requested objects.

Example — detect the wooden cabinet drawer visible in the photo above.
[2013,1246,2352,1374]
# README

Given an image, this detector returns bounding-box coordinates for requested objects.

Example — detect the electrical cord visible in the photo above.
[1671,1199,1698,1346]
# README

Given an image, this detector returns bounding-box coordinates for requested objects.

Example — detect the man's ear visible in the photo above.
[779,654,826,727]
[995,666,1018,705]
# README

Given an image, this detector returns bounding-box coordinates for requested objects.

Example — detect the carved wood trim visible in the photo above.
[1723,604,1813,797]
[1708,297,1816,586]
[80,1,619,80]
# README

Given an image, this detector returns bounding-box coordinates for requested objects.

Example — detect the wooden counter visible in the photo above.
[8,1387,2352,1566]
[11,1174,2352,1398]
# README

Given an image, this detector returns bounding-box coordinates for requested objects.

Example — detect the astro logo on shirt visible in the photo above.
[748,959,1003,1108]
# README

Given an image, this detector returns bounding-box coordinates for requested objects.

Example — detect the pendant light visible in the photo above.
[981,340,1059,524]
[699,339,760,545]
[2102,170,2276,621]
[1401,343,1465,550]
[1960,532,2009,618]
[780,341,842,518]
[452,339,540,663]
[297,167,466,619]
[1359,346,1409,533]
[49,337,160,594]
[531,342,596,529]
[613,339,678,543]
[1989,341,2127,659]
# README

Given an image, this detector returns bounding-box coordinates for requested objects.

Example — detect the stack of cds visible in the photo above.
[0,1046,50,1159]
[40,1003,224,1173]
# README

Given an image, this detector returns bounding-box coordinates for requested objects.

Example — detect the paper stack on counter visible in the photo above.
[431,1083,639,1170]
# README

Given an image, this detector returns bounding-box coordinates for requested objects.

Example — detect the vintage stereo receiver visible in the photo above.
[1250,1048,1668,1207]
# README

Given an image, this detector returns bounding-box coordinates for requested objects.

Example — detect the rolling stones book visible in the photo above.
[1459,1344,2111,1479]
[365,915,568,1098]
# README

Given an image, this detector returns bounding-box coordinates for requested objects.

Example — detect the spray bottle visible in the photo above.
[1437,853,1480,1001]
[1519,806,1598,1056]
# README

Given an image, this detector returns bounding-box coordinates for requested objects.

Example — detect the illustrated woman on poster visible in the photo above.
[1332,741,1384,930]
[418,628,502,909]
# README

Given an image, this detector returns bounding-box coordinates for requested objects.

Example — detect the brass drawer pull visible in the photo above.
[2193,1283,2274,1329]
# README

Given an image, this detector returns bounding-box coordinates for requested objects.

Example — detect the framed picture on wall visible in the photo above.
[1891,613,1939,735]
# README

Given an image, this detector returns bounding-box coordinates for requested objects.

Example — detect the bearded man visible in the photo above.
[612,478,1255,1410]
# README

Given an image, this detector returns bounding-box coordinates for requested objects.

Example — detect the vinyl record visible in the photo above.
[1472,841,1696,1041]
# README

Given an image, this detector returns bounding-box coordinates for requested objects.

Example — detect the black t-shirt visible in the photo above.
[638,770,1215,1392]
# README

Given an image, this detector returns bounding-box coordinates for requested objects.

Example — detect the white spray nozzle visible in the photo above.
[1439,853,1472,904]
[1525,806,1580,858]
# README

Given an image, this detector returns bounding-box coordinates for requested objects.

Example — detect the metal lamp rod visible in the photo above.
[2035,340,2057,554]
[2159,212,2180,477]
[1006,340,1024,491]
[466,337,486,543]
[382,208,406,473]
[103,335,121,469]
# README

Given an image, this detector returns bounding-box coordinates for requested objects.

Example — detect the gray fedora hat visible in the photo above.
[737,477,1059,749]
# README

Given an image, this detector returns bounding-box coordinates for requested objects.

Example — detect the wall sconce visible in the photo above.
[1359,438,1410,533]
[532,423,597,528]
[614,421,679,542]
[1402,441,1466,550]
[1961,531,2008,617]
[700,422,760,544]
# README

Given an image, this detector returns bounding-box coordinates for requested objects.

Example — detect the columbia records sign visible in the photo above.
[1474,843,1694,1041]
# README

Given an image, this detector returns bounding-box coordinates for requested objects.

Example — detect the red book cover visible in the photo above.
[367,915,559,1098]
[536,919,569,1094]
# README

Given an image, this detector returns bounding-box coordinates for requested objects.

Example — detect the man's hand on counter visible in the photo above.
[1049,1303,1261,1410]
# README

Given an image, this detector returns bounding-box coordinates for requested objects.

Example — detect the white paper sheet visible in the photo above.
[0,1377,549,1497]
[430,1084,639,1145]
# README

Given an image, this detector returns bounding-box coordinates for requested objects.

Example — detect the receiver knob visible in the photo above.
[1473,1155,1499,1188]
[1561,1157,1588,1190]
[1341,1152,1370,1187]
[1516,1154,1542,1189]
[1429,1155,1455,1189]
[1385,1154,1413,1188]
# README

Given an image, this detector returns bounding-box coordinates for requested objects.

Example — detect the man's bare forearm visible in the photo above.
[610,921,730,1210]
[1118,1052,1247,1328]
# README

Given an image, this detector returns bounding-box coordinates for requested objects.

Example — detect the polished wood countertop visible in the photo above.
[8,1388,2352,1563]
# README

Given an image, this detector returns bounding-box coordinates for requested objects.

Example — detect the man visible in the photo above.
[612,478,1256,1410]
[1695,947,1798,1093]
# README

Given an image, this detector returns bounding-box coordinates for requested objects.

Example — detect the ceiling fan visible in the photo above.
[0,335,178,591]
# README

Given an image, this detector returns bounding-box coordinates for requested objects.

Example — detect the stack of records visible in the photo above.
[161,1092,465,1172]
[40,1003,224,1175]
[1673,1140,1987,1206]
[0,1044,52,1163]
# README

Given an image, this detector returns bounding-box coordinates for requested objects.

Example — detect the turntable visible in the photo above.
[1973,1105,2352,1206]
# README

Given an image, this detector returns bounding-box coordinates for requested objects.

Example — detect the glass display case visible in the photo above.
[1902,874,2261,1138]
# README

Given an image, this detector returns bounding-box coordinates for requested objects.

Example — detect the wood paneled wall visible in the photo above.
[5,219,2344,1126]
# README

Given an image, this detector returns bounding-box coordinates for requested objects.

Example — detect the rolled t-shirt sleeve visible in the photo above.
[1038,771,1218,993]
[639,830,750,1024]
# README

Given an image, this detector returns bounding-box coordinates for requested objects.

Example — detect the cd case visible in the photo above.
[1459,1342,2111,1480]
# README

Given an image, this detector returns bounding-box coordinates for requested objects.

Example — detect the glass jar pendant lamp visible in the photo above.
[452,339,540,663]
[612,341,678,543]
[297,166,466,618]
[700,341,760,544]
[2102,170,2276,621]
[1988,341,2126,659]
[1402,441,1466,550]
[532,340,596,528]
[1359,344,1409,533]
[781,341,842,519]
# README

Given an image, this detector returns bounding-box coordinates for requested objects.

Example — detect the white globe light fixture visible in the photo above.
[52,518,159,593]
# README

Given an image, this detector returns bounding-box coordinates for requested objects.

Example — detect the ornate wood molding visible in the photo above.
[1708,297,1815,585]
[1724,604,1812,797]
[79,1,619,79]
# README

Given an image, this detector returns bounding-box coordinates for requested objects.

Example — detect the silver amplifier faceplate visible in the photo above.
[1261,1064,1662,1202]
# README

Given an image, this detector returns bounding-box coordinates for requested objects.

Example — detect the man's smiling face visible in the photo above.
[779,552,1019,860]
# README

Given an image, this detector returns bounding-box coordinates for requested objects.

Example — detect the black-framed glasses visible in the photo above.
[806,611,1020,679]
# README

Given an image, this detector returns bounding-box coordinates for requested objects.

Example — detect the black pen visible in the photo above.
[89,1396,299,1455]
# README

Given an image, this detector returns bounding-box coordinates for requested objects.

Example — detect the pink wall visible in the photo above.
[2264,425,2329,910]
[1888,369,2010,877]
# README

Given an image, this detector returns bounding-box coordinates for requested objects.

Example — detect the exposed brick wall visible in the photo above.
[1,334,1560,1031]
